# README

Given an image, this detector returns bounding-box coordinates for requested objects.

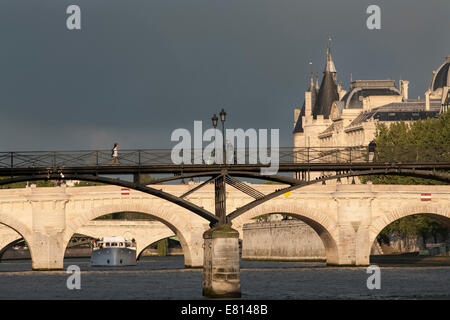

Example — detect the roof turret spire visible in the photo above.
[315,72,319,90]
[325,37,337,74]
[312,39,339,119]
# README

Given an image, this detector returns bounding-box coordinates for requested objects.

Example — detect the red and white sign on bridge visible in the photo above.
[420,193,431,201]
[121,188,130,195]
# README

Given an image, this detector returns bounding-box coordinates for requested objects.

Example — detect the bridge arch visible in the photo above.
[63,203,196,267]
[136,235,179,260]
[368,204,450,258]
[74,227,176,260]
[0,216,33,262]
[232,202,340,265]
[0,238,25,261]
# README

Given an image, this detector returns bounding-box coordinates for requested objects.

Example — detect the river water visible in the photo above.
[0,256,449,299]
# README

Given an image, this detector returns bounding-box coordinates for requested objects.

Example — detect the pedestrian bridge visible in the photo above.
[0,183,448,270]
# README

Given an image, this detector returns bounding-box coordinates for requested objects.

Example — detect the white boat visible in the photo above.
[91,236,137,266]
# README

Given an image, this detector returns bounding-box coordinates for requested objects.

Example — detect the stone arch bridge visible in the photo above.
[0,220,175,261]
[0,183,449,270]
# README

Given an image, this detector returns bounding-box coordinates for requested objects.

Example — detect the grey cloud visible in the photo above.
[0,0,448,150]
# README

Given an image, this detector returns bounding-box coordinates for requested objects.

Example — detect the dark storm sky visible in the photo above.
[0,0,449,151]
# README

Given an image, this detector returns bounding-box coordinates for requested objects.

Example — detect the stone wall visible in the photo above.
[242,220,326,261]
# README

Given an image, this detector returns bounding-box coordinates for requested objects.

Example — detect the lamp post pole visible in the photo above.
[203,108,240,299]
[211,109,227,226]
[220,108,226,165]
[211,114,218,163]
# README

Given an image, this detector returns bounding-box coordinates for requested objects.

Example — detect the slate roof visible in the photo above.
[293,103,306,133]
[347,101,441,127]
[341,88,401,109]
[313,71,339,119]
[432,60,450,91]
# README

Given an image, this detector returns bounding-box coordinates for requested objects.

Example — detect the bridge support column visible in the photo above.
[334,223,371,266]
[355,223,371,266]
[133,173,142,185]
[31,231,66,270]
[334,186,374,266]
[202,225,241,298]
[185,226,206,268]
[26,191,70,270]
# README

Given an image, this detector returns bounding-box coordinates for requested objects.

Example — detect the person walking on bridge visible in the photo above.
[111,143,120,164]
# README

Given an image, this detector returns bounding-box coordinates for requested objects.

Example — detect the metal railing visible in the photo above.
[0,146,448,169]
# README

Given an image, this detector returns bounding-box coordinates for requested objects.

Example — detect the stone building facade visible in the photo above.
[293,49,450,149]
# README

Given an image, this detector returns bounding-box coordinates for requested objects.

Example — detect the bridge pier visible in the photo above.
[333,186,374,266]
[184,226,206,268]
[202,224,241,298]
[26,191,69,270]
[203,173,241,298]
[133,173,142,185]
[30,231,65,270]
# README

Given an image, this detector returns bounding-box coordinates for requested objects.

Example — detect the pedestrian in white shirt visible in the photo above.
[111,143,119,164]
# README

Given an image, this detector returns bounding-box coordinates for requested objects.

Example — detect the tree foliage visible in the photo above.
[0,178,56,189]
[73,181,105,187]
[94,212,153,220]
[139,174,160,185]
[369,113,450,246]
[157,238,169,256]
[363,112,450,185]
[378,214,448,247]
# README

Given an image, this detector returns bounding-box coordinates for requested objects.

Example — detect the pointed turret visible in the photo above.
[325,46,337,75]
[294,72,314,134]
[293,101,306,133]
[325,40,337,84]
[313,42,339,119]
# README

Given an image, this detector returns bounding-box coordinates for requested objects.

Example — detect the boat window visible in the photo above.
[111,243,117,247]
[105,243,110,247]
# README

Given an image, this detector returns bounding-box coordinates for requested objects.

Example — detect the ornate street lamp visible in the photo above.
[220,108,226,122]
[211,114,218,128]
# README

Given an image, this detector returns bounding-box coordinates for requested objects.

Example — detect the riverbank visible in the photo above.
[370,253,450,266]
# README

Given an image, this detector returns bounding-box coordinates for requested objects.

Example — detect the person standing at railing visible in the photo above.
[111,143,120,164]
[226,140,234,164]
[368,140,377,162]
[206,149,215,165]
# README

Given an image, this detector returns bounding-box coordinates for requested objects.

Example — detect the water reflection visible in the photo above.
[0,256,448,299]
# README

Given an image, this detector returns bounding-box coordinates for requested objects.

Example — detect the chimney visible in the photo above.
[362,97,370,111]
[309,72,314,91]
[305,91,312,116]
[400,80,409,100]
